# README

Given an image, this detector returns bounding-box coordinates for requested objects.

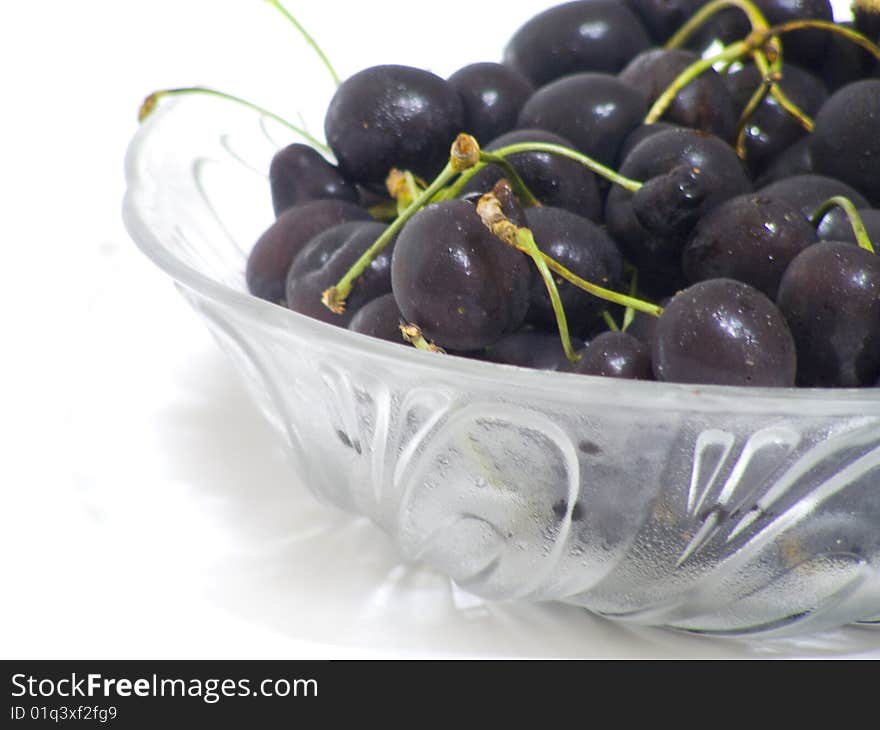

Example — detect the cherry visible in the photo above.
[482,331,584,371]
[758,174,870,221]
[324,65,464,185]
[504,0,651,86]
[619,48,737,141]
[818,208,880,243]
[653,278,797,387]
[754,137,814,186]
[820,21,878,92]
[573,330,653,380]
[810,79,880,206]
[348,293,405,344]
[624,0,703,43]
[246,199,371,304]
[286,221,395,327]
[390,199,532,351]
[447,62,534,145]
[776,241,880,387]
[523,206,624,335]
[682,193,817,299]
[617,121,681,166]
[517,73,647,168]
[605,127,752,280]
[269,143,358,216]
[631,163,709,239]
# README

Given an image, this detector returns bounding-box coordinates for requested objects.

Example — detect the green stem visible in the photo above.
[645,41,751,124]
[621,269,640,332]
[761,19,880,62]
[263,0,341,86]
[602,310,621,332]
[323,164,458,312]
[399,323,446,353]
[735,68,778,159]
[480,152,542,207]
[666,0,770,49]
[489,143,643,192]
[751,53,813,132]
[542,257,664,317]
[810,196,876,254]
[515,228,579,363]
[438,161,487,201]
[138,87,329,152]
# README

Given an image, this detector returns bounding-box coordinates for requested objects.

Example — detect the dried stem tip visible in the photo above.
[476,192,520,247]
[138,92,162,122]
[450,133,481,172]
[399,322,446,353]
[321,286,346,315]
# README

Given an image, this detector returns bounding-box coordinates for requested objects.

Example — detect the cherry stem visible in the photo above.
[263,0,341,86]
[323,134,483,313]
[322,163,457,313]
[761,20,880,62]
[387,168,423,216]
[735,69,780,159]
[621,269,640,332]
[665,0,770,49]
[602,311,620,332]
[751,52,813,132]
[645,40,751,124]
[399,323,446,354]
[479,152,542,207]
[476,192,579,363]
[810,197,876,254]
[543,258,664,317]
[138,87,330,152]
[445,142,643,198]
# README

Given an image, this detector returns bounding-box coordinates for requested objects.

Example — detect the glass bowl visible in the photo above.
[123,93,880,638]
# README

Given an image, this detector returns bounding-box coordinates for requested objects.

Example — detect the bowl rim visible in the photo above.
[121,95,880,413]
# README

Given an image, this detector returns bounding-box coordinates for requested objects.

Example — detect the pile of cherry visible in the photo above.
[243,0,880,389]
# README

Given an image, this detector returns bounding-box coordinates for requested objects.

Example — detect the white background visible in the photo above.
[3,0,879,659]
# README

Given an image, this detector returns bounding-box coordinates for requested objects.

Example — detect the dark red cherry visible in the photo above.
[820,21,878,92]
[606,128,751,279]
[348,293,405,344]
[269,143,358,217]
[754,137,814,187]
[682,193,817,299]
[619,48,738,141]
[504,0,651,86]
[617,122,681,166]
[759,174,870,221]
[482,331,584,371]
[286,221,395,327]
[776,242,880,387]
[623,0,703,43]
[324,65,464,185]
[817,209,880,244]
[516,73,647,168]
[447,62,534,145]
[653,278,797,387]
[573,330,653,380]
[246,199,371,304]
[810,80,880,206]
[523,206,624,335]
[390,200,532,351]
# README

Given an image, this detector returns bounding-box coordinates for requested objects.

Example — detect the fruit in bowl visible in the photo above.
[124,0,880,637]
